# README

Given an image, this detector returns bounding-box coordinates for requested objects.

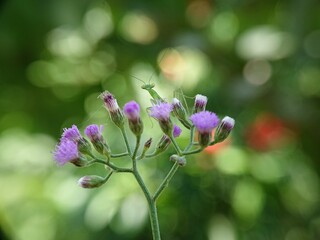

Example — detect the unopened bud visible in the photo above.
[172,98,191,129]
[85,124,110,156]
[193,94,207,113]
[78,175,106,188]
[170,154,186,167]
[214,116,235,143]
[70,154,89,167]
[77,138,93,156]
[156,135,171,153]
[123,101,143,136]
[100,91,124,128]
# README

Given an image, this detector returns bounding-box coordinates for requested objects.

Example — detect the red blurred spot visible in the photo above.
[246,114,290,151]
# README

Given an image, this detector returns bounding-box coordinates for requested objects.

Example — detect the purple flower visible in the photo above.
[100,91,124,128]
[123,101,141,122]
[100,91,120,112]
[149,102,173,122]
[85,124,104,141]
[194,94,208,113]
[189,111,219,134]
[214,116,235,143]
[149,102,173,135]
[62,125,82,142]
[173,125,182,138]
[53,140,79,166]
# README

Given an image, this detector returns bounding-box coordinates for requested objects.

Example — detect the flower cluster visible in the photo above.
[52,85,235,240]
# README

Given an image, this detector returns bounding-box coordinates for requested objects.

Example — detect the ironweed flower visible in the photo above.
[123,101,143,136]
[100,91,124,128]
[190,111,219,147]
[53,140,87,167]
[85,124,110,156]
[149,102,173,135]
[214,116,235,143]
[193,94,208,113]
[62,125,92,155]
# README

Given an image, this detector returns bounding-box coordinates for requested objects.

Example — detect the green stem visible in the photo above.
[183,147,203,156]
[120,127,132,157]
[169,134,182,156]
[132,136,141,169]
[133,170,161,240]
[93,159,132,173]
[153,161,179,201]
[103,171,114,183]
[184,126,195,152]
[111,152,129,158]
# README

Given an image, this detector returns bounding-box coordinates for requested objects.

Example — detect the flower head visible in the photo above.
[123,101,141,122]
[100,91,120,112]
[149,102,173,122]
[149,102,173,135]
[53,140,79,166]
[100,91,124,128]
[215,116,235,143]
[85,124,104,141]
[85,124,110,156]
[173,125,182,138]
[193,94,208,113]
[62,125,82,142]
[189,111,219,134]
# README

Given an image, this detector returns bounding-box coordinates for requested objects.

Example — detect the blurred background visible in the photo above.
[0,0,320,239]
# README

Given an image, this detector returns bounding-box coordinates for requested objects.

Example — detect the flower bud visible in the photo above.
[156,135,171,153]
[77,138,93,156]
[193,94,207,113]
[149,102,173,135]
[172,98,191,129]
[123,101,143,136]
[100,91,124,128]
[78,175,106,188]
[214,116,235,143]
[85,124,110,156]
[170,154,186,167]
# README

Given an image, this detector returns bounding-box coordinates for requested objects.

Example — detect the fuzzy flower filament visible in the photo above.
[62,125,92,156]
[53,140,87,167]
[190,111,219,147]
[149,102,173,135]
[123,101,143,136]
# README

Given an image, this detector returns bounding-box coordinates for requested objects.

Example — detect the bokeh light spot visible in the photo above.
[243,59,272,85]
[120,12,158,44]
[236,26,295,60]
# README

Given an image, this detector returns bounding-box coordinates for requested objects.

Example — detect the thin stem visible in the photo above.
[103,171,114,183]
[169,134,182,156]
[132,135,141,163]
[184,126,195,152]
[120,127,132,157]
[153,161,179,201]
[92,158,132,173]
[133,170,161,240]
[111,152,129,158]
[183,147,203,156]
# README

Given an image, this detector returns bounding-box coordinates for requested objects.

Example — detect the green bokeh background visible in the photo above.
[0,0,320,239]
